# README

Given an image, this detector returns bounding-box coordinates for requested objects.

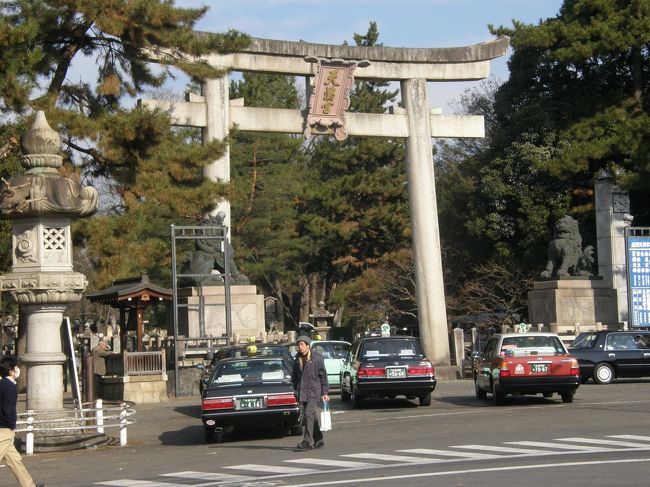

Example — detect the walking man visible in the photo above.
[0,356,45,487]
[291,335,329,450]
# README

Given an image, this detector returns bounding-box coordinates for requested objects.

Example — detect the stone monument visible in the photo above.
[529,215,617,330]
[0,111,98,411]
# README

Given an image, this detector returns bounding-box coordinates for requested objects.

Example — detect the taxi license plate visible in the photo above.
[531,363,549,373]
[238,397,263,409]
[386,367,406,378]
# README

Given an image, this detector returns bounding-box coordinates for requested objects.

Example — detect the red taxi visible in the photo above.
[473,332,580,405]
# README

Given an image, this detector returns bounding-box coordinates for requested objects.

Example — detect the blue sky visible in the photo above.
[172,0,565,110]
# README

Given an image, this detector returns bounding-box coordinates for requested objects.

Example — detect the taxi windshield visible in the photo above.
[500,336,566,357]
[360,339,423,359]
[212,359,291,385]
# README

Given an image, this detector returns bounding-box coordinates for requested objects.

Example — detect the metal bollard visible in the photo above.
[26,410,34,455]
[96,399,104,434]
[119,403,127,446]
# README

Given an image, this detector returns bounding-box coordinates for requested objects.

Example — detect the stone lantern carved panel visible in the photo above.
[14,227,38,264]
[12,219,72,271]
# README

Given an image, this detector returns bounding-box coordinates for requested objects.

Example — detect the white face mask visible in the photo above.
[13,367,20,379]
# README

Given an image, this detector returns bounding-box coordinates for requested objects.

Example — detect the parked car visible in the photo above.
[198,344,293,394]
[569,330,650,384]
[201,356,301,443]
[310,340,351,391]
[340,336,436,408]
[473,332,580,405]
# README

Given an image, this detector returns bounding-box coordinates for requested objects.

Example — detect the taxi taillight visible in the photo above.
[408,363,433,376]
[570,357,579,373]
[202,397,234,410]
[358,365,384,378]
[499,360,511,378]
[267,393,298,407]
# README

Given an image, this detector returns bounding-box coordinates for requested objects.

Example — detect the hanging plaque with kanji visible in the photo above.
[304,57,369,141]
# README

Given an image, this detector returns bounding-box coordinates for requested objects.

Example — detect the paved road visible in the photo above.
[4,379,650,487]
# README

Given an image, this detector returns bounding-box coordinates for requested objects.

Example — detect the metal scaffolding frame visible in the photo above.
[170,224,232,397]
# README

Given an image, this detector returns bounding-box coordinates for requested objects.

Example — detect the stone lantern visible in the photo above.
[0,111,98,411]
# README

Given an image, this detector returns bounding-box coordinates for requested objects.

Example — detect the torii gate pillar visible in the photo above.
[402,78,449,363]
[202,77,231,230]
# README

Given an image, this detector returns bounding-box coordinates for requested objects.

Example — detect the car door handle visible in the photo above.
[644,353,650,357]
[608,353,616,357]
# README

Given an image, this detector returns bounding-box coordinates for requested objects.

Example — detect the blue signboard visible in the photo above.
[627,232,650,327]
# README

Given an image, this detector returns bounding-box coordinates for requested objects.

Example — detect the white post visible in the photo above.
[95,399,104,434]
[202,76,231,230]
[119,403,128,447]
[25,410,34,455]
[401,78,450,365]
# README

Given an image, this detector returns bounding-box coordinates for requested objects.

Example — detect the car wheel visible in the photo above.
[543,393,553,398]
[474,376,487,400]
[351,383,364,409]
[492,382,506,406]
[593,362,614,384]
[205,428,223,444]
[561,392,574,403]
[419,392,432,407]
[340,377,351,402]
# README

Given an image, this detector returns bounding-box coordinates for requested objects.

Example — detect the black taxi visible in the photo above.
[340,336,436,408]
[569,330,650,384]
[201,355,301,443]
[198,343,293,394]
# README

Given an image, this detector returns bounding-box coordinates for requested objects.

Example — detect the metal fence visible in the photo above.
[106,350,166,376]
[15,399,136,455]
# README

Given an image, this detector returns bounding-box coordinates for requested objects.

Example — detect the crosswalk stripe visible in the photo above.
[95,481,182,486]
[397,448,500,459]
[286,458,377,468]
[223,464,316,474]
[506,441,616,451]
[160,471,255,481]
[451,444,550,454]
[342,453,433,463]
[556,437,650,448]
[609,435,650,442]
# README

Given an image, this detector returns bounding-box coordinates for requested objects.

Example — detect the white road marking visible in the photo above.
[341,453,435,463]
[160,470,254,481]
[278,458,650,487]
[450,444,550,454]
[223,464,316,474]
[286,458,377,468]
[96,481,182,487]
[506,440,616,451]
[397,448,500,458]
[556,437,650,448]
[609,434,650,442]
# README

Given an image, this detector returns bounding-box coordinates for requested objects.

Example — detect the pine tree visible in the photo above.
[0,1,249,289]
[229,73,309,329]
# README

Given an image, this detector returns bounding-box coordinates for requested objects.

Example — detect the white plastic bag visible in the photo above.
[319,400,332,432]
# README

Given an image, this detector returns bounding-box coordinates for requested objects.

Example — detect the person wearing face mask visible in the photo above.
[291,336,329,450]
[0,356,46,487]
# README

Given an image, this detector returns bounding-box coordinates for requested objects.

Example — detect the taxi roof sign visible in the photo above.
[380,323,390,337]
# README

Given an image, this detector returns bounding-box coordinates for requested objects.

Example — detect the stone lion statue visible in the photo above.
[540,215,595,279]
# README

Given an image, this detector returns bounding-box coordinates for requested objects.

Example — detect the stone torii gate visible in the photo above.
[143,35,509,367]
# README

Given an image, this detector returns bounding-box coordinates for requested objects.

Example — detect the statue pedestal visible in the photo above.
[528,279,618,329]
[176,285,264,339]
